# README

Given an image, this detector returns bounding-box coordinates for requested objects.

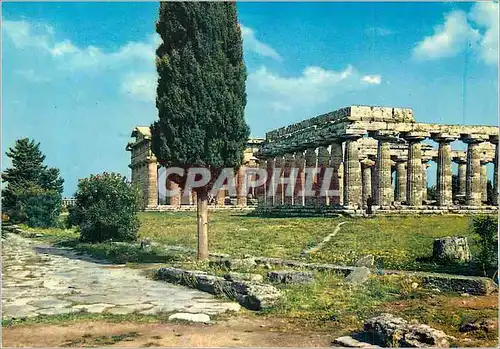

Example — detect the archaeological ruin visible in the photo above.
[127,105,499,214]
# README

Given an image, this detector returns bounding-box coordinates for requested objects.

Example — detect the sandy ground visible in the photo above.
[2,315,334,347]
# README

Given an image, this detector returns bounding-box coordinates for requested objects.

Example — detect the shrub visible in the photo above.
[72,172,140,243]
[470,215,498,277]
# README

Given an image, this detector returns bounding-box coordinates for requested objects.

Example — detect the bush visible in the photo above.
[470,215,498,277]
[72,172,140,243]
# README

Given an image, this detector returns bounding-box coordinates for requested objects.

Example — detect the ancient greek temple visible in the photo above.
[127,105,498,214]
[255,105,498,214]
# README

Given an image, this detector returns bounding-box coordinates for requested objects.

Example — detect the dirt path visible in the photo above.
[2,315,333,347]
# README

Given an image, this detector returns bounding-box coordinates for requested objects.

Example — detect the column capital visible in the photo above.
[431,133,459,143]
[400,131,428,142]
[391,155,407,163]
[369,130,398,141]
[360,158,376,168]
[461,134,489,144]
[341,132,364,141]
[453,156,467,164]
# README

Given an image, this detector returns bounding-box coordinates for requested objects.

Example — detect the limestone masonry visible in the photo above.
[127,105,498,213]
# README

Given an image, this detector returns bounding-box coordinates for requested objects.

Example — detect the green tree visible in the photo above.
[152,2,249,259]
[2,138,64,226]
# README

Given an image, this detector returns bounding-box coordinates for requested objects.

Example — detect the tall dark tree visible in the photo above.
[152,2,249,259]
[2,138,64,226]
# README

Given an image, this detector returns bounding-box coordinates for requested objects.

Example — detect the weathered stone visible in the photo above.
[156,267,281,311]
[421,273,496,295]
[344,137,362,207]
[334,336,381,348]
[267,270,314,284]
[223,272,263,282]
[355,255,375,268]
[168,313,210,323]
[433,237,471,262]
[459,317,497,333]
[345,267,371,284]
[364,313,454,347]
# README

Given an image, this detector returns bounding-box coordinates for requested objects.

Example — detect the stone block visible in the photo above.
[421,273,497,295]
[223,272,263,282]
[345,267,371,284]
[433,237,471,262]
[333,336,381,348]
[355,255,375,268]
[267,270,314,284]
[168,312,210,324]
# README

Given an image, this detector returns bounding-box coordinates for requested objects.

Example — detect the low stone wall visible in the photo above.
[253,205,498,217]
[144,205,256,212]
[246,257,497,295]
[156,267,281,311]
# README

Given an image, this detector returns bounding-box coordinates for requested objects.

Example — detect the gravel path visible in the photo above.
[1,233,240,320]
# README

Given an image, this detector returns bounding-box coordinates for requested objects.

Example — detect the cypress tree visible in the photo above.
[152,2,249,259]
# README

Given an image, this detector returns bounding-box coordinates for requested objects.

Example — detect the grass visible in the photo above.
[16,212,495,275]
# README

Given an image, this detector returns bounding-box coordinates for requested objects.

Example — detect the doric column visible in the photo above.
[304,148,317,205]
[373,132,395,206]
[464,138,483,206]
[266,158,276,206]
[343,135,362,207]
[453,156,467,197]
[283,153,295,205]
[329,142,343,205]
[147,161,159,207]
[274,156,284,205]
[294,151,305,206]
[393,158,407,203]
[434,135,456,206]
[404,133,426,206]
[166,178,181,206]
[361,158,375,208]
[493,140,499,205]
[236,165,247,207]
[480,160,488,203]
[421,160,430,202]
[217,188,226,206]
[316,146,329,206]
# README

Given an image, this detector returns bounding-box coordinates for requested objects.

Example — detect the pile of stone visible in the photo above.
[267,270,314,284]
[156,267,281,311]
[363,313,455,347]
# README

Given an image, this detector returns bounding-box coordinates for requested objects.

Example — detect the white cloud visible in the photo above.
[469,2,499,65]
[413,10,480,61]
[247,65,381,113]
[121,73,157,102]
[413,3,498,65]
[240,25,283,62]
[362,75,382,85]
[3,18,158,101]
[15,69,51,83]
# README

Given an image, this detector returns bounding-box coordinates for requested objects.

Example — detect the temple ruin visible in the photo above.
[127,105,498,214]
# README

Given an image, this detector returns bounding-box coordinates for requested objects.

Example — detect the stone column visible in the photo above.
[316,146,329,206]
[283,153,295,205]
[421,160,430,202]
[394,158,407,203]
[361,158,375,208]
[435,136,455,206]
[373,133,394,206]
[304,148,317,205]
[343,135,362,207]
[454,157,467,197]
[166,178,181,206]
[480,160,488,203]
[236,165,247,207]
[329,142,343,205]
[493,141,499,205]
[294,151,305,206]
[217,188,226,206]
[405,135,425,206]
[274,156,284,205]
[266,158,275,206]
[147,161,158,207]
[465,139,483,206]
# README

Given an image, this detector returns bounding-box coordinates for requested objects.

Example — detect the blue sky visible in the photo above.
[2,1,498,196]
